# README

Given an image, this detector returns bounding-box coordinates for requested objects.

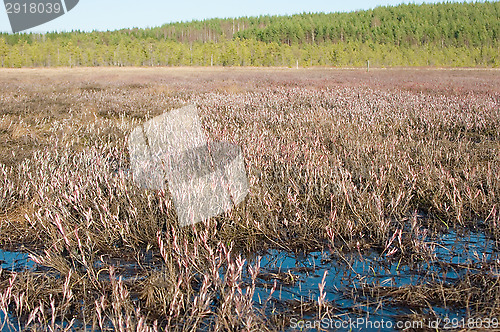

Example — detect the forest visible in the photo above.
[0,1,498,67]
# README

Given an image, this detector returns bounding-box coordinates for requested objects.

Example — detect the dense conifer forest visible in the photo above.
[0,1,498,67]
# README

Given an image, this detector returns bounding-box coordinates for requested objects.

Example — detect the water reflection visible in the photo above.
[0,249,34,272]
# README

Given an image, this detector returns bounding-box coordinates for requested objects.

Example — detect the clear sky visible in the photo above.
[0,0,479,34]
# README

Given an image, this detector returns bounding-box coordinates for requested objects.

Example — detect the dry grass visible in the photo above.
[0,67,498,330]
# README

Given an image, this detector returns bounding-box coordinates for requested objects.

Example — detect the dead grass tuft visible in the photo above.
[0,68,498,330]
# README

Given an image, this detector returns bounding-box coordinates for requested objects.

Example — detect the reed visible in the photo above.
[0,68,498,330]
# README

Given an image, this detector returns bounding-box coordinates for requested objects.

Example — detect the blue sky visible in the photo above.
[1,0,478,34]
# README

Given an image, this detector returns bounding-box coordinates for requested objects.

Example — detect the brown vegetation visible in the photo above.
[0,67,499,331]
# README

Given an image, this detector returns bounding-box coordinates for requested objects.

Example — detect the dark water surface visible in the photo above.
[1,229,498,331]
[247,229,499,331]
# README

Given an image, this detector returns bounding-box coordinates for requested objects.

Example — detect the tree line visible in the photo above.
[0,1,498,68]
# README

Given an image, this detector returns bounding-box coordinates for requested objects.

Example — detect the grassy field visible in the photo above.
[0,67,499,331]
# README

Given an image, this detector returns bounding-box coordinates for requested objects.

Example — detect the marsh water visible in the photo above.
[0,249,34,272]
[1,229,498,331]
[250,229,499,331]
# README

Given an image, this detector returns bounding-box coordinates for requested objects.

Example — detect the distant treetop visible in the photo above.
[1,1,498,48]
